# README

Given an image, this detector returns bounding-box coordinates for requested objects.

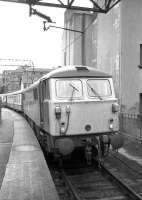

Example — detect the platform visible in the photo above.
[0,108,59,200]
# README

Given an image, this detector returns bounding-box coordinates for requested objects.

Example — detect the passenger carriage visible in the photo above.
[2,90,22,111]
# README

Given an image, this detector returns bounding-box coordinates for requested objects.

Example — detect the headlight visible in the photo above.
[109,123,113,130]
[112,103,119,113]
[60,122,66,135]
[60,126,66,134]
[109,119,114,130]
[55,105,61,119]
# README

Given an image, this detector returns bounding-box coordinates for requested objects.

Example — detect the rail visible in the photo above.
[101,163,142,200]
[51,163,142,200]
[61,169,81,200]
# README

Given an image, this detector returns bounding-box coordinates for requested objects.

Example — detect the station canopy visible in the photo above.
[0,0,121,13]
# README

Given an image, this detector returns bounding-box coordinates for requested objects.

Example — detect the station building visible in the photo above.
[2,67,51,93]
[62,0,142,114]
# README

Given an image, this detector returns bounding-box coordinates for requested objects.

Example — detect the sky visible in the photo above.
[0,1,65,72]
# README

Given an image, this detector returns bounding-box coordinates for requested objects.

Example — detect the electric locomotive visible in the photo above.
[2,66,123,163]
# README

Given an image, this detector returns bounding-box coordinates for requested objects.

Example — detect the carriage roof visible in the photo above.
[40,65,112,80]
[1,89,23,96]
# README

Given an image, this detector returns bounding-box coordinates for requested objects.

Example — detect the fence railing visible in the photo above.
[119,112,142,140]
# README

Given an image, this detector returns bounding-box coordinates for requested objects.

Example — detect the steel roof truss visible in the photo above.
[68,0,75,7]
[107,0,121,12]
[57,0,64,6]
[0,0,121,13]
[89,0,104,12]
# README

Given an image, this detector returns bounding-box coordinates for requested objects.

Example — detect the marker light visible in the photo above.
[66,105,71,114]
[55,105,61,119]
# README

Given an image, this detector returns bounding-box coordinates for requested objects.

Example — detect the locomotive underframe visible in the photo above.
[4,102,122,165]
[30,116,118,163]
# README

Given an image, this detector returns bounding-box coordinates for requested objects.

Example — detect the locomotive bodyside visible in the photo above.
[22,82,41,126]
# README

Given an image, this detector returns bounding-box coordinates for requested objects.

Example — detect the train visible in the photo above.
[1,65,124,164]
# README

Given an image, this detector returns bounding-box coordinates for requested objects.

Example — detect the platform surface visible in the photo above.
[0,108,59,200]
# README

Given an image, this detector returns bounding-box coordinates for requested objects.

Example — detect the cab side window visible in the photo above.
[46,80,50,99]
[33,88,38,100]
[42,80,50,100]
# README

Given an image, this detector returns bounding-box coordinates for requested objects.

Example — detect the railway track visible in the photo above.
[103,152,142,199]
[50,158,142,200]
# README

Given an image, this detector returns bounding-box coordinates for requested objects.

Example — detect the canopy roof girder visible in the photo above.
[0,0,121,13]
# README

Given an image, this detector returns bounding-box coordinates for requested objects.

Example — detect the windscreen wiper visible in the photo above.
[69,83,79,92]
[87,82,103,100]
[69,83,79,101]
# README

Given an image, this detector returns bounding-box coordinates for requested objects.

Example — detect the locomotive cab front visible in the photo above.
[41,66,123,162]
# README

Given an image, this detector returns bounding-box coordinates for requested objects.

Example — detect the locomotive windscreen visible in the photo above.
[55,79,83,98]
[87,79,112,98]
[55,78,112,99]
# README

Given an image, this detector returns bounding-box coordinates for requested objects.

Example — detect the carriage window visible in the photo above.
[56,80,83,98]
[42,80,50,99]
[22,93,25,100]
[25,90,34,101]
[87,79,112,98]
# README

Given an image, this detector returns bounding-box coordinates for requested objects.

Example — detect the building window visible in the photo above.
[140,44,142,66]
